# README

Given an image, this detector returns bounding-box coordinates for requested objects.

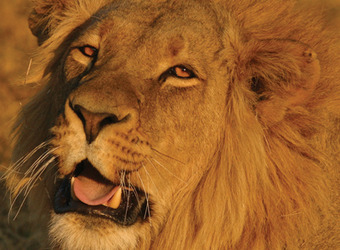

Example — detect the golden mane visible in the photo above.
[5,0,340,249]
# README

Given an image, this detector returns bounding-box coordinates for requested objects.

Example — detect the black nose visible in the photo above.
[71,104,124,144]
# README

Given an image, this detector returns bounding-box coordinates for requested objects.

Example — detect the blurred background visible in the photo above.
[0,0,43,249]
[0,0,339,249]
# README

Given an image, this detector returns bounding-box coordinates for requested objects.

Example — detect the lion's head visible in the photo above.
[5,0,340,249]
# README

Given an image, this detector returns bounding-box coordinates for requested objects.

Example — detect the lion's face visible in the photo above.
[47,2,227,248]
[7,0,339,249]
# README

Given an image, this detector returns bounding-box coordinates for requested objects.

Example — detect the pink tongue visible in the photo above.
[73,176,119,206]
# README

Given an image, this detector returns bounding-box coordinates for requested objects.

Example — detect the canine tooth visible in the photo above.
[108,187,122,209]
[70,177,78,201]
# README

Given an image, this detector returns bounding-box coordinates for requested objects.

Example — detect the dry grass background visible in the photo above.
[0,0,338,249]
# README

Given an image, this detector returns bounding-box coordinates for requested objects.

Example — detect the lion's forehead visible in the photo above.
[78,1,221,55]
[103,0,219,27]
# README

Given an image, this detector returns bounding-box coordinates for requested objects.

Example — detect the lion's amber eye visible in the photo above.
[169,66,196,79]
[78,45,98,58]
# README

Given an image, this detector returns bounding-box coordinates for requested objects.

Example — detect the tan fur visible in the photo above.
[5,0,340,249]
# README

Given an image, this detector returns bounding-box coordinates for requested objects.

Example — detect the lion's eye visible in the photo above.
[169,65,196,79]
[158,65,199,87]
[78,45,98,58]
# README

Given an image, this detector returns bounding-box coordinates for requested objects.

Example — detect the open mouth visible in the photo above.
[53,159,150,226]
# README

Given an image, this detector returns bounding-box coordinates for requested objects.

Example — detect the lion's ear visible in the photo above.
[249,39,320,126]
[28,0,67,45]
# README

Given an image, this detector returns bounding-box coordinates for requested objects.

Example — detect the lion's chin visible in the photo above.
[53,159,150,226]
[50,213,143,249]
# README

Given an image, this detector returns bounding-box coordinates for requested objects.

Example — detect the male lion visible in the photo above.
[5,0,340,249]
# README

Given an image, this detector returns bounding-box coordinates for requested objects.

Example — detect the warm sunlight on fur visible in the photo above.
[4,0,340,249]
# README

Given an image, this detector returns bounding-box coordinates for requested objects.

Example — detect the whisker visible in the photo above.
[146,157,167,183]
[119,170,125,189]
[10,156,56,221]
[13,141,49,168]
[150,157,186,183]
[125,173,141,207]
[14,158,55,221]
[19,157,56,213]
[7,145,58,221]
[9,155,54,212]
[2,141,50,179]
[24,58,33,84]
[23,150,57,197]
[8,148,54,211]
[130,183,141,208]
[24,148,55,182]
[141,162,160,197]
[42,163,58,205]
[22,147,58,192]
[124,172,131,225]
[151,147,185,164]
[136,171,151,225]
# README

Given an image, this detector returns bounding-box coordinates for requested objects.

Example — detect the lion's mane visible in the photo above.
[5,0,340,249]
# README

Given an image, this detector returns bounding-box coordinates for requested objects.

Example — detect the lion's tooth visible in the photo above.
[108,187,122,209]
[70,177,78,201]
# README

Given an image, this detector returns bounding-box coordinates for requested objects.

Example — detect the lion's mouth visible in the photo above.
[53,159,149,226]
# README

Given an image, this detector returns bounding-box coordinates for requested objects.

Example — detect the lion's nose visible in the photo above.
[72,104,129,144]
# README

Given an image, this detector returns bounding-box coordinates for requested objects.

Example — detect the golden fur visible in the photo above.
[5,0,340,249]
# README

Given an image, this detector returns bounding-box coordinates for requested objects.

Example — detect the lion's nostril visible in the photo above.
[72,104,86,125]
[71,104,123,144]
[100,115,120,127]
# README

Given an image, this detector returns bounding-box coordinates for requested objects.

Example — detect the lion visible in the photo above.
[4,0,340,249]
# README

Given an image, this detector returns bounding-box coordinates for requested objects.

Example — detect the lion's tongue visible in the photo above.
[71,163,121,208]
[73,176,120,206]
